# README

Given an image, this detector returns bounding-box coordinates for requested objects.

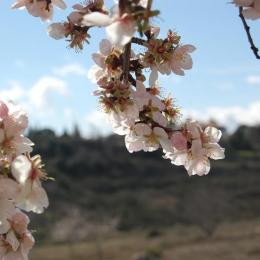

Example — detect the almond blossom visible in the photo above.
[0,179,18,234]
[131,81,168,127]
[0,102,33,161]
[82,5,136,47]
[170,45,196,76]
[48,20,91,50]
[164,121,225,176]
[233,0,260,20]
[0,210,34,260]
[69,0,106,25]
[88,39,122,83]
[141,28,195,85]
[12,0,67,21]
[125,123,169,153]
[0,98,49,259]
[47,23,67,40]
[11,155,49,214]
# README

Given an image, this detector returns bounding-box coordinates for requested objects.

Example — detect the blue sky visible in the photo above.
[1,0,260,136]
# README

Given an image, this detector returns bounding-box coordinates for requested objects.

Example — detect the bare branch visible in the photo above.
[239,6,260,59]
[132,37,147,46]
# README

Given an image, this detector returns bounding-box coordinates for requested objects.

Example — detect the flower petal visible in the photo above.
[11,155,31,185]
[82,12,112,26]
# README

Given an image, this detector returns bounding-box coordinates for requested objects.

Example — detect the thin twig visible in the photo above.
[132,37,147,46]
[119,0,132,83]
[239,6,260,59]
[122,42,132,83]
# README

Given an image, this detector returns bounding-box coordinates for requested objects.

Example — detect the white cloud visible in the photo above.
[28,76,68,109]
[183,101,260,131]
[53,63,88,77]
[0,81,25,102]
[247,75,260,85]
[84,110,112,137]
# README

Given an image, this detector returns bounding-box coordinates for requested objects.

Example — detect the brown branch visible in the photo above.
[239,6,260,59]
[119,0,127,16]
[122,42,132,84]
[131,37,147,46]
[119,0,132,84]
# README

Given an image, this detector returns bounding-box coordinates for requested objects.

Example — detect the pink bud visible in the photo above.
[171,132,187,150]
[0,101,9,120]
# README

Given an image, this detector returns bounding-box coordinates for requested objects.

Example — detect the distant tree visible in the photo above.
[72,124,81,139]
[230,125,253,151]
[179,186,231,237]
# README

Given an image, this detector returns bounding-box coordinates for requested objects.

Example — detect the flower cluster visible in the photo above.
[139,27,195,85]
[48,0,108,50]
[233,0,260,20]
[0,100,49,259]
[88,31,225,176]
[46,0,159,49]
[9,0,227,256]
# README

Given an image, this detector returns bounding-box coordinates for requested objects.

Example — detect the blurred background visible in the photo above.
[1,0,260,259]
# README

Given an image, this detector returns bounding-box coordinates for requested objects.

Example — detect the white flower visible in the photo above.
[108,103,139,133]
[0,210,34,260]
[12,0,67,21]
[0,103,33,157]
[0,101,9,121]
[88,39,123,82]
[47,23,66,40]
[164,121,225,176]
[140,0,148,8]
[0,178,19,234]
[88,65,107,83]
[11,155,49,214]
[111,118,135,136]
[147,44,196,85]
[82,6,136,47]
[131,81,167,127]
[170,45,196,76]
[125,123,169,153]
[233,0,260,20]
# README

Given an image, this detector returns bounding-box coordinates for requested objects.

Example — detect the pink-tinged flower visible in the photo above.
[3,110,28,139]
[68,0,105,25]
[170,45,196,76]
[82,6,136,47]
[88,39,123,82]
[171,132,187,151]
[0,178,19,234]
[234,0,254,5]
[108,103,139,131]
[0,101,9,121]
[47,23,66,40]
[111,118,135,136]
[233,0,260,20]
[11,211,30,235]
[0,210,34,260]
[11,155,49,214]
[88,65,107,83]
[164,121,225,176]
[0,199,16,235]
[125,123,169,153]
[130,81,151,110]
[12,0,66,21]
[0,103,33,157]
[142,31,195,85]
[131,81,168,127]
